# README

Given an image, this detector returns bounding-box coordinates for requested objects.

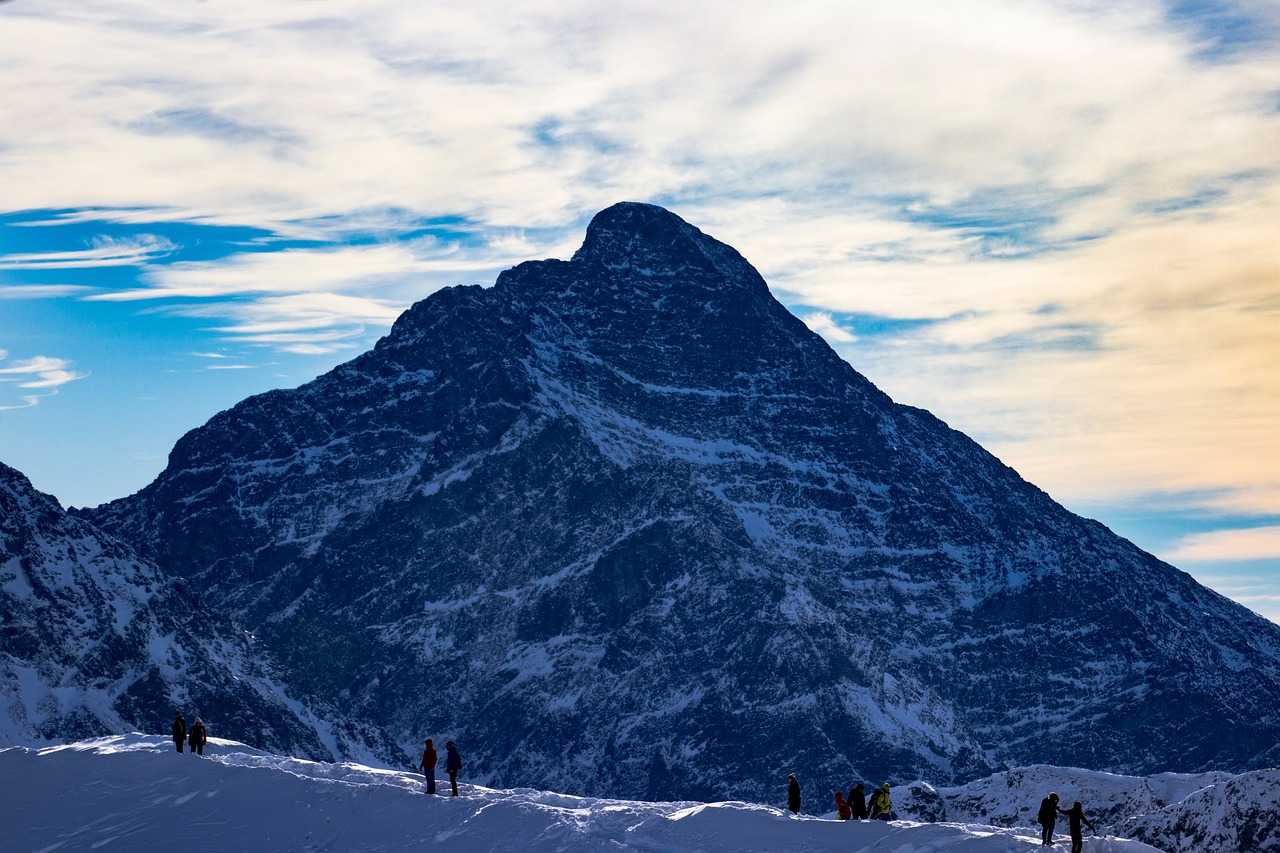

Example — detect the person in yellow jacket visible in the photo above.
[868,783,892,820]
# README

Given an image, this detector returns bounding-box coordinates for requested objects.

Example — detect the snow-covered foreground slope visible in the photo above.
[5,735,1162,853]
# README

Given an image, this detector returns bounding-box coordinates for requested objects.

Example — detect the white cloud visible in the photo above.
[0,355,88,409]
[1164,527,1280,563]
[0,236,176,269]
[0,356,88,389]
[801,312,857,344]
[0,285,96,299]
[2,0,1276,236]
[90,244,428,301]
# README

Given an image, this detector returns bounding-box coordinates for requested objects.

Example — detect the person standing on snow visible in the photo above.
[848,783,868,820]
[869,783,892,820]
[834,790,851,820]
[445,740,462,796]
[1063,801,1096,853]
[172,711,187,754]
[419,739,438,794]
[189,717,208,756]
[787,774,801,816]
[1037,792,1066,845]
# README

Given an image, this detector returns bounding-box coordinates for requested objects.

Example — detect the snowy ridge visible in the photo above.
[5,734,1169,853]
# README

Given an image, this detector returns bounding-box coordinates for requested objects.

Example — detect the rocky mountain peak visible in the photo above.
[71,203,1280,804]
[574,201,723,266]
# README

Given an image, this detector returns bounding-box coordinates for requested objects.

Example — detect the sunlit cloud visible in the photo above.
[1164,526,1280,563]
[801,312,857,344]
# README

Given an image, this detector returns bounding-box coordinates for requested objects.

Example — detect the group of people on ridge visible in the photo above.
[786,775,895,821]
[417,738,464,796]
[171,710,208,756]
[789,772,1096,848]
[835,781,893,821]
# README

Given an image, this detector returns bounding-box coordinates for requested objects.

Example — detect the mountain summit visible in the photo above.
[82,202,1280,802]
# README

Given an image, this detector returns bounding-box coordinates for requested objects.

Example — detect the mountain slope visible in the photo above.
[81,202,1280,802]
[0,461,385,760]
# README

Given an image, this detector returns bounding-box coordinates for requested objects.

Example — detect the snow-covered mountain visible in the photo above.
[892,764,1280,852]
[79,202,1280,803]
[0,462,386,761]
[5,734,1173,853]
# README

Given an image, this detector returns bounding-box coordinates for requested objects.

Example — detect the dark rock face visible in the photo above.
[0,462,384,760]
[80,202,1280,803]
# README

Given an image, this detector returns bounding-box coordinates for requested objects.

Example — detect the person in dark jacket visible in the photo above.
[418,739,438,794]
[848,783,868,820]
[834,790,851,820]
[172,711,186,753]
[445,741,462,796]
[1063,801,1095,853]
[188,717,208,756]
[787,774,801,816]
[1037,792,1065,845]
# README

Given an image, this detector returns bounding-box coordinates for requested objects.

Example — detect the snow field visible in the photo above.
[4,734,1161,852]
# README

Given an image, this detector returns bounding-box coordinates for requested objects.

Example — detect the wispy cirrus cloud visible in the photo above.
[0,235,176,269]
[1164,526,1280,563]
[81,241,526,353]
[175,293,406,355]
[92,244,432,301]
[0,284,95,299]
[0,354,88,410]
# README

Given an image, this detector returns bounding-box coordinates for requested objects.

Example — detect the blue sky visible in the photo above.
[1,0,1277,622]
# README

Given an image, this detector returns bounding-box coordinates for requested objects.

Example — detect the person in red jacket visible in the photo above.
[834,790,851,820]
[418,739,438,794]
